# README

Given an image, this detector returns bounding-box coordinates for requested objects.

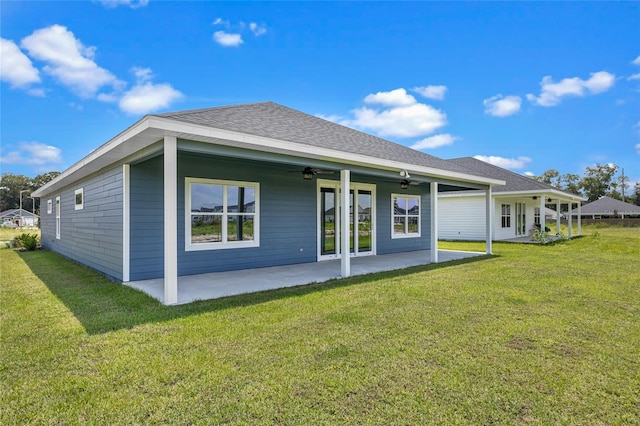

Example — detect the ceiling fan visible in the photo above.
[386,179,421,189]
[289,167,335,180]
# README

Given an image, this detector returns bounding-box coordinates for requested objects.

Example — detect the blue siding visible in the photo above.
[40,166,124,280]
[129,152,433,280]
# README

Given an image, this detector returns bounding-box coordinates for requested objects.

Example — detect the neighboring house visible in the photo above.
[0,209,39,227]
[32,102,504,305]
[438,157,585,241]
[570,196,640,219]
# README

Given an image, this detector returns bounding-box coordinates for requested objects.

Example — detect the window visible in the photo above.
[55,196,61,239]
[74,188,84,210]
[47,199,52,214]
[186,178,259,251]
[534,207,541,226]
[392,194,420,238]
[501,204,511,228]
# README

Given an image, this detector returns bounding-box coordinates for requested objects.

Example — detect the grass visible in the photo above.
[2,227,639,424]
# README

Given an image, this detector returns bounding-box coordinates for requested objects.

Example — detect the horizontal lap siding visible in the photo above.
[40,167,124,279]
[438,196,486,240]
[129,153,434,280]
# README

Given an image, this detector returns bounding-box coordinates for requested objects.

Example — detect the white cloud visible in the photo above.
[635,143,640,155]
[633,55,640,66]
[483,94,522,117]
[345,103,447,138]
[364,88,416,107]
[526,71,615,107]
[628,73,640,81]
[0,38,41,88]
[249,22,267,36]
[21,25,121,98]
[524,171,535,177]
[118,67,183,114]
[213,31,243,47]
[315,113,343,123]
[0,141,63,166]
[413,85,447,100]
[98,0,149,8]
[410,134,457,150]
[474,155,532,170]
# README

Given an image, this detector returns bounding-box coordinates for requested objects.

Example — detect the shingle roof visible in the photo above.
[573,196,640,215]
[155,102,484,178]
[447,157,574,194]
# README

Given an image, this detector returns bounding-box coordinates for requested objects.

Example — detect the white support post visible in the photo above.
[340,169,351,278]
[540,196,546,234]
[577,202,582,236]
[485,187,493,255]
[556,199,561,234]
[122,164,130,282]
[164,135,178,305]
[430,182,438,263]
[567,202,573,238]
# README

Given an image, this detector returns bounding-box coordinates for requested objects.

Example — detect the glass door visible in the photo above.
[515,202,526,235]
[320,187,337,256]
[318,182,375,259]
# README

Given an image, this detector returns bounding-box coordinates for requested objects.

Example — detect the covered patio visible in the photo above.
[126,249,486,305]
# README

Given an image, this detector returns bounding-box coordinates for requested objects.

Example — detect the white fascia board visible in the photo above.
[33,115,504,197]
[32,116,156,197]
[146,117,505,187]
[494,189,586,201]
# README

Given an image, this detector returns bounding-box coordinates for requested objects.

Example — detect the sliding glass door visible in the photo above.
[318,182,375,259]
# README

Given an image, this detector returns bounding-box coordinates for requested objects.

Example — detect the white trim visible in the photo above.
[391,193,421,239]
[55,196,60,239]
[74,188,84,210]
[122,164,130,282]
[184,177,260,251]
[316,179,376,261]
[430,182,438,263]
[47,199,52,214]
[32,114,504,198]
[164,135,178,305]
[340,170,351,277]
[485,187,492,254]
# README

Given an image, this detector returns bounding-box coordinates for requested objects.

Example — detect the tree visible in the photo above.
[631,183,640,206]
[0,172,60,213]
[560,173,581,195]
[533,169,561,187]
[579,163,619,202]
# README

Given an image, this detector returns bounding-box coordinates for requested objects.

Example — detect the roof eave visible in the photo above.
[33,115,504,197]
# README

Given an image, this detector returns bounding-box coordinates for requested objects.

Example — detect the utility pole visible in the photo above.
[619,168,627,202]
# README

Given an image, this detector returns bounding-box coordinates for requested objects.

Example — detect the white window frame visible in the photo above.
[501,203,511,228]
[74,188,84,210]
[185,177,260,251]
[47,199,52,214]
[55,196,61,239]
[391,193,421,239]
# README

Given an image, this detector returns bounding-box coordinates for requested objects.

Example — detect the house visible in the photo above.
[438,157,585,241]
[570,196,640,219]
[32,102,504,305]
[0,209,39,227]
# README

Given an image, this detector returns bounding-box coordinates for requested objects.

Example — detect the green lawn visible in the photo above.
[2,227,639,424]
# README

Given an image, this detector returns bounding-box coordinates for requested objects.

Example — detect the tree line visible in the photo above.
[0,172,61,213]
[530,163,640,205]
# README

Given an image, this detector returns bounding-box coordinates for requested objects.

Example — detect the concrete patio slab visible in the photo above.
[125,249,485,305]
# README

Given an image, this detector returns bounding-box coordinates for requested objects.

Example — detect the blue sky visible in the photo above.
[1,1,639,188]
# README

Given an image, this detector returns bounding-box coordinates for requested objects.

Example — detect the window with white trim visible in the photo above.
[186,178,259,251]
[392,194,420,238]
[534,207,541,226]
[47,199,52,214]
[501,204,511,228]
[55,196,61,239]
[74,188,84,210]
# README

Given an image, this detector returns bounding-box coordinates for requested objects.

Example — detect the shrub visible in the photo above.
[14,233,39,251]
